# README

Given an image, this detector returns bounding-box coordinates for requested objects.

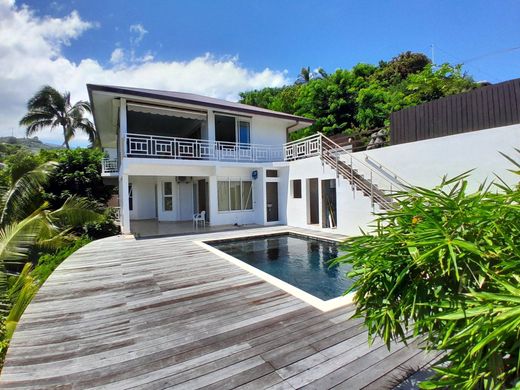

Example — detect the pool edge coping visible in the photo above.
[193,229,355,312]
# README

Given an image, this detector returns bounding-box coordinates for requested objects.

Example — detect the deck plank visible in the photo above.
[0,226,435,389]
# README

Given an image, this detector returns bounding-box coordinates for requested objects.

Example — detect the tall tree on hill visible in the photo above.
[19,86,99,149]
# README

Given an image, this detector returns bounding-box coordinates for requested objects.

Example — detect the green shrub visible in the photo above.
[31,237,92,283]
[0,317,9,370]
[335,164,519,389]
[42,148,115,209]
[82,210,119,239]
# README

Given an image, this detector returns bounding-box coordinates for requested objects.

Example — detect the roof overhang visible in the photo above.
[87,84,314,147]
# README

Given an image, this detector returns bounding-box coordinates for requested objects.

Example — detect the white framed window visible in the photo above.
[163,181,173,211]
[217,178,253,212]
[238,120,250,145]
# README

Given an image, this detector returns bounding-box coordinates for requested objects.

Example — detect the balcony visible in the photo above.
[101,133,327,176]
[126,133,284,162]
[101,158,118,176]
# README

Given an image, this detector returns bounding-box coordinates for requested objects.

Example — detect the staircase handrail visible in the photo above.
[363,155,411,188]
[320,133,406,193]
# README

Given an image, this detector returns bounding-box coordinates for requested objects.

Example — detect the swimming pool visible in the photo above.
[208,233,353,301]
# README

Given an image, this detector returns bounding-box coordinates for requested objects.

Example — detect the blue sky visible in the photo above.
[38,0,520,82]
[1,0,519,145]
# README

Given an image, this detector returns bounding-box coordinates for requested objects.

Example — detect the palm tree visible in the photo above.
[19,86,99,149]
[296,67,311,84]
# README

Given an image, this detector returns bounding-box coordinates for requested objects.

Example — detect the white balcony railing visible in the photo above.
[102,158,118,175]
[283,133,322,161]
[125,133,284,162]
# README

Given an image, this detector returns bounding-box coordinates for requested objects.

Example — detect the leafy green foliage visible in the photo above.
[31,237,91,283]
[334,157,520,389]
[0,149,43,186]
[239,52,477,141]
[82,209,119,240]
[42,148,114,209]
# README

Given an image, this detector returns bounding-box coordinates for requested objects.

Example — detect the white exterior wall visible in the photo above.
[358,125,520,191]
[286,156,380,236]
[129,176,157,220]
[250,116,287,146]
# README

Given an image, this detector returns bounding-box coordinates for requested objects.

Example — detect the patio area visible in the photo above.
[130,219,264,238]
[0,226,439,389]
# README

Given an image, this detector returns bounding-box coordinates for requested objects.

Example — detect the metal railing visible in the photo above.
[125,133,284,162]
[283,132,407,208]
[364,155,411,188]
[283,133,322,161]
[320,134,407,209]
[102,158,118,174]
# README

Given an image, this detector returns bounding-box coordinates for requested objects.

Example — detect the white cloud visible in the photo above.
[0,1,289,146]
[129,23,147,46]
[109,48,125,65]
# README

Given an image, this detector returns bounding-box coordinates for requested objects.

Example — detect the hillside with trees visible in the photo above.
[239,52,479,142]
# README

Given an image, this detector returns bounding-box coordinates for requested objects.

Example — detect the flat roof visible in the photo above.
[87,84,315,125]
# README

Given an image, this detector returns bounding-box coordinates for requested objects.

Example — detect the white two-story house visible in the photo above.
[89,84,319,235]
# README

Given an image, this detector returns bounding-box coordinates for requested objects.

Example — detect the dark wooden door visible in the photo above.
[308,178,319,224]
[198,179,207,220]
[266,182,279,222]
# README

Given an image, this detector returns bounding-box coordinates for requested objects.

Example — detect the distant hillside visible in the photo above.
[0,136,63,152]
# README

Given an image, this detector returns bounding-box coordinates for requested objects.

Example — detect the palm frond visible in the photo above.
[48,196,101,228]
[26,86,65,112]
[71,100,92,114]
[4,263,39,339]
[0,162,57,227]
[0,215,44,267]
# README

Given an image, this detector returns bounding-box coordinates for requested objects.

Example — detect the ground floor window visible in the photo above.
[291,179,302,198]
[163,181,173,211]
[218,178,253,211]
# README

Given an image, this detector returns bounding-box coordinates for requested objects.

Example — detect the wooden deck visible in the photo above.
[0,226,437,389]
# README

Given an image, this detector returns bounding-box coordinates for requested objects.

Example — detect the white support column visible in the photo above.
[119,174,131,234]
[119,98,127,159]
[208,175,218,226]
[207,110,216,142]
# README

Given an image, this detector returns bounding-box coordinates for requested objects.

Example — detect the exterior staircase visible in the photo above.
[319,134,407,210]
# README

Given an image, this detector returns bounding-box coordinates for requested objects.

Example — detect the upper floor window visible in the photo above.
[238,121,250,145]
[215,114,251,144]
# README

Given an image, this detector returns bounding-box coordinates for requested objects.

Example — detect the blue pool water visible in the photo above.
[210,233,353,300]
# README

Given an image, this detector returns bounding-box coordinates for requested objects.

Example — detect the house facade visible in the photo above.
[89,84,330,235]
[89,83,519,237]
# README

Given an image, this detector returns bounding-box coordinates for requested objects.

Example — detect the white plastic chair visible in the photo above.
[193,210,206,228]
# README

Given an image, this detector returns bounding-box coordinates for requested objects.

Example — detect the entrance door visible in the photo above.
[308,178,319,224]
[321,179,337,228]
[266,182,279,222]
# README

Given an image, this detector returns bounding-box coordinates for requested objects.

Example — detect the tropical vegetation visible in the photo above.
[0,160,103,367]
[0,143,117,370]
[19,86,99,149]
[334,152,520,389]
[240,52,478,141]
